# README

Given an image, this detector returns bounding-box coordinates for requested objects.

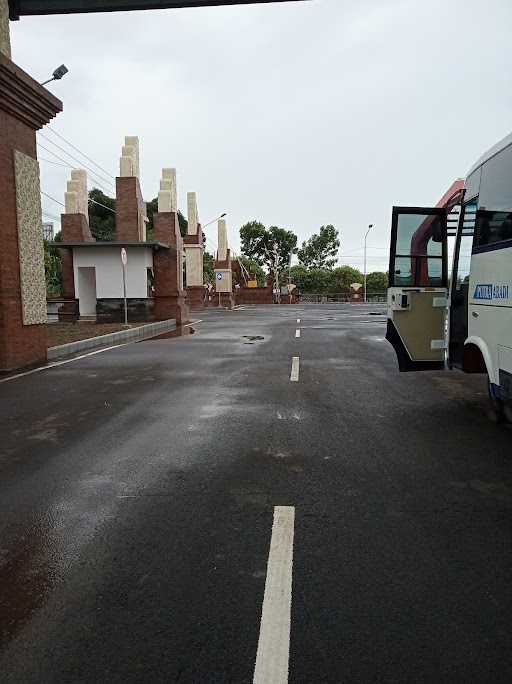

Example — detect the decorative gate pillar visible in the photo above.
[115,136,147,241]
[0,38,62,370]
[153,168,189,324]
[184,191,205,310]
[58,169,94,321]
[214,217,234,308]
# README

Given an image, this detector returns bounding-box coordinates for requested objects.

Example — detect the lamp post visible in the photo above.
[364,223,373,303]
[40,64,68,86]
[202,212,226,231]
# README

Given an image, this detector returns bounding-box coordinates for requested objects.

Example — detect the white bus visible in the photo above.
[386,131,512,421]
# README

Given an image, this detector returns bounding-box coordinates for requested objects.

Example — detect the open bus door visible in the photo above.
[386,206,448,371]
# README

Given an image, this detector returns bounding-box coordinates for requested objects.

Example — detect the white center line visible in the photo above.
[254,506,295,684]
[296,318,301,323]
[295,329,301,338]
[290,357,300,382]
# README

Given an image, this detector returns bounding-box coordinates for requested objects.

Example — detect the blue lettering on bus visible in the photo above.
[473,284,510,300]
[473,284,493,300]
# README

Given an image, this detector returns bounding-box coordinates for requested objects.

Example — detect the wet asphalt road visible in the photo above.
[1,303,512,683]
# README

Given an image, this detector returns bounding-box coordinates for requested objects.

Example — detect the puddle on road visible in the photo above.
[0,520,54,647]
[242,335,264,345]
[142,326,195,341]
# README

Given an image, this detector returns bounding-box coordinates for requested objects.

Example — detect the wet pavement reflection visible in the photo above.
[142,326,195,341]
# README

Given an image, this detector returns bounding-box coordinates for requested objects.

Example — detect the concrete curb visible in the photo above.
[47,319,177,361]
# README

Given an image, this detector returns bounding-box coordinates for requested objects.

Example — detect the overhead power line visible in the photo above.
[45,125,115,179]
[37,133,115,190]
[89,198,116,214]
[41,190,65,207]
[42,211,61,222]
[39,157,74,169]
[38,142,114,197]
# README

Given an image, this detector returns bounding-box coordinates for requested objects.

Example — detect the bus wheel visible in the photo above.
[487,378,505,424]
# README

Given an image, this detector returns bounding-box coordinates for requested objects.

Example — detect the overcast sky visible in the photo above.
[10,0,512,271]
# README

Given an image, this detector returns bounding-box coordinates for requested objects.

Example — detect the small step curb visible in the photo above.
[47,319,177,361]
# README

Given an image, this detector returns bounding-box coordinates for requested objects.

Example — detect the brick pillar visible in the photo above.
[153,212,189,325]
[0,54,62,370]
[61,213,94,243]
[115,176,145,242]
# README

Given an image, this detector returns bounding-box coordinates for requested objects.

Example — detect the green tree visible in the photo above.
[240,221,297,276]
[236,256,266,287]
[203,251,215,285]
[239,220,267,261]
[307,268,334,292]
[297,225,340,269]
[178,210,188,237]
[332,265,363,292]
[289,265,335,293]
[145,196,158,240]
[366,271,388,293]
[89,188,116,241]
[44,240,62,296]
[289,264,309,291]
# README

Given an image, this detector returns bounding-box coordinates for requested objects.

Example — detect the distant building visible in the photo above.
[42,222,54,241]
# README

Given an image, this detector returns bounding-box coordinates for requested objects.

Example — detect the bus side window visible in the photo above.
[474,144,512,250]
[393,212,445,287]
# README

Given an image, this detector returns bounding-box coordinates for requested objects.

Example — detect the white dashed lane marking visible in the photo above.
[290,357,300,382]
[254,506,295,684]
[295,329,301,338]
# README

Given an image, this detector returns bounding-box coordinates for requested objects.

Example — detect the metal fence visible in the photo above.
[297,292,387,303]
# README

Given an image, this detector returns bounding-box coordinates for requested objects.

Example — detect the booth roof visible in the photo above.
[51,241,172,250]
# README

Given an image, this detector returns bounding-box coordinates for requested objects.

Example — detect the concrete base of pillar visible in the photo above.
[0,325,47,373]
[187,286,206,311]
[58,299,79,322]
[154,294,190,325]
[218,293,235,309]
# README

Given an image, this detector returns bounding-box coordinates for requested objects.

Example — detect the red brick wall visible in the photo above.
[0,109,47,370]
[61,213,94,242]
[115,176,145,242]
[153,212,189,324]
[235,286,273,305]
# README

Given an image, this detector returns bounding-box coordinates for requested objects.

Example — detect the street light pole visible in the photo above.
[202,212,226,231]
[364,223,373,303]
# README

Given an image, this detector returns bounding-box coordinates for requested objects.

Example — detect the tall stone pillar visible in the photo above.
[0,48,62,370]
[59,169,94,321]
[214,218,234,309]
[115,136,147,242]
[184,191,204,310]
[1,0,11,58]
[153,168,189,324]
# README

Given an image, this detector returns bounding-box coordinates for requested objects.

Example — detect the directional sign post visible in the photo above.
[121,248,128,326]
[215,272,223,307]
